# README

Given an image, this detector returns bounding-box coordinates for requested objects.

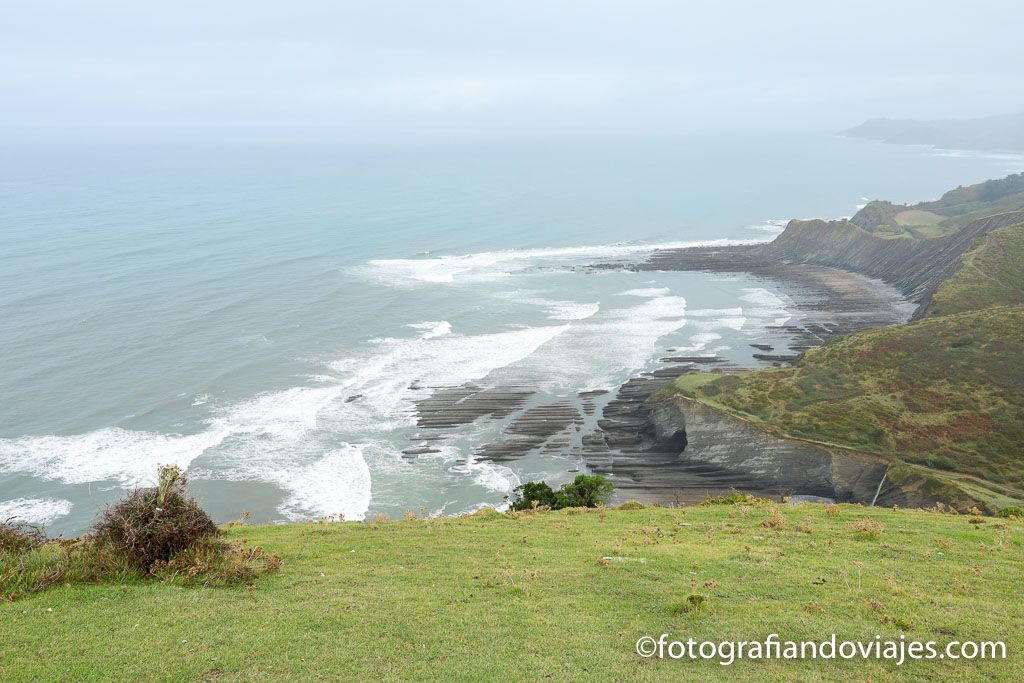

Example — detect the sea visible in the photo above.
[2,131,1021,534]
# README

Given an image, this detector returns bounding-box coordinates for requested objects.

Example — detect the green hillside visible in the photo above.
[2,504,1021,681]
[851,173,1024,239]
[664,213,1024,507]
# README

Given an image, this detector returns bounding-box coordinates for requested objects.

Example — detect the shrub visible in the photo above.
[850,518,885,537]
[148,537,282,587]
[0,521,46,555]
[556,475,614,509]
[91,465,218,571]
[700,491,771,506]
[508,475,613,512]
[617,500,646,511]
[509,481,559,511]
[997,506,1024,519]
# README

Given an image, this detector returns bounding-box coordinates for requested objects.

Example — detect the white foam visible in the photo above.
[271,445,372,521]
[693,317,746,333]
[543,301,600,321]
[327,323,569,431]
[739,287,793,326]
[500,293,600,320]
[618,287,671,297]
[0,497,73,526]
[740,287,787,308]
[0,427,232,488]
[488,294,688,390]
[745,219,789,235]
[456,458,521,495]
[407,320,453,339]
[360,238,769,287]
[687,307,744,317]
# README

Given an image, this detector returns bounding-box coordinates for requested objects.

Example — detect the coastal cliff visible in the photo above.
[766,208,1024,315]
[649,393,1004,512]
[629,173,1024,512]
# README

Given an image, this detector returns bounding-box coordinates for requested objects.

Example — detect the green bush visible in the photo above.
[508,481,559,511]
[509,475,614,511]
[700,491,771,506]
[556,475,615,508]
[997,506,1024,519]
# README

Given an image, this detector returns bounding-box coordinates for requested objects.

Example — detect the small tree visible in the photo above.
[508,475,614,511]
[509,481,559,511]
[556,475,614,508]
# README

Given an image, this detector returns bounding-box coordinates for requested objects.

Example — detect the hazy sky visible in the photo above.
[3,0,1023,140]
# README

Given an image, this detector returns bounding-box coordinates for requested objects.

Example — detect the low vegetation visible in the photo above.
[508,474,615,511]
[0,466,280,603]
[1,502,1020,681]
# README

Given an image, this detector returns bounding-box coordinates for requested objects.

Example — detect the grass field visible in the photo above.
[1,503,1021,681]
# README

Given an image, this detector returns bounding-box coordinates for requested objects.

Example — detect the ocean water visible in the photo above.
[2,132,1021,534]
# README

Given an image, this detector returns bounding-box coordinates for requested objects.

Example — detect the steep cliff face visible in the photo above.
[650,396,886,502]
[650,396,996,511]
[763,209,1024,316]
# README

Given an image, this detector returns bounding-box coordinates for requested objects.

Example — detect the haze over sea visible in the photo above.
[2,131,1021,534]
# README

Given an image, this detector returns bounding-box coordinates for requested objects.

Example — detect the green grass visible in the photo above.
[1,505,1022,681]
[870,210,954,239]
[929,222,1024,316]
[854,173,1024,239]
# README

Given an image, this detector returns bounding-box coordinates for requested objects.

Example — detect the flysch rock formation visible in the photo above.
[404,207,1021,508]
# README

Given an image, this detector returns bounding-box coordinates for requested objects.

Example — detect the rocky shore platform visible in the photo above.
[400,243,918,506]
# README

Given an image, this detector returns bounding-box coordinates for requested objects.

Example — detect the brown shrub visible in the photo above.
[762,512,786,529]
[0,521,46,555]
[850,518,885,537]
[824,504,840,518]
[148,537,282,587]
[91,466,218,571]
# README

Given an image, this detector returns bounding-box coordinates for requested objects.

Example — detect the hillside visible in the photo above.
[2,504,1021,681]
[660,202,1024,508]
[840,113,1024,153]
[642,174,1024,318]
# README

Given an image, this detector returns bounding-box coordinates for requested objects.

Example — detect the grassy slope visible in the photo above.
[855,173,1024,238]
[664,218,1024,505]
[929,223,1024,316]
[2,505,1022,682]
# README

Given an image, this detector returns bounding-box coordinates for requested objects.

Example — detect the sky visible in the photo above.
[2,0,1024,141]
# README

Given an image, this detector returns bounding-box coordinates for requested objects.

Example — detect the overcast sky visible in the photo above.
[3,0,1023,140]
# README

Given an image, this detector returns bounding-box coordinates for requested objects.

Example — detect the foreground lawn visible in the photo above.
[1,503,1021,681]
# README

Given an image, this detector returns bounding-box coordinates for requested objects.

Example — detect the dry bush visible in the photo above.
[0,521,46,555]
[91,466,218,571]
[794,521,813,534]
[850,518,885,537]
[148,537,282,587]
[824,504,840,518]
[762,512,786,529]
